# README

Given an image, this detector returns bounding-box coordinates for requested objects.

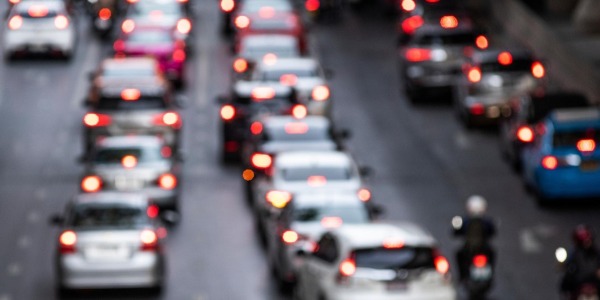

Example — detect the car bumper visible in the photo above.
[404,65,460,89]
[536,168,600,199]
[327,286,456,300]
[86,127,180,149]
[4,30,75,53]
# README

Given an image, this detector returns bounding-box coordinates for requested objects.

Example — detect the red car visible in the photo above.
[114,28,187,87]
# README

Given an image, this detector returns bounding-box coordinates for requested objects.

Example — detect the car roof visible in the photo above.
[550,108,600,125]
[293,192,364,207]
[97,136,164,149]
[102,57,158,71]
[74,192,148,207]
[241,34,298,48]
[333,223,437,249]
[275,151,352,168]
[233,81,293,97]
[471,48,535,64]
[257,58,319,72]
[261,115,330,130]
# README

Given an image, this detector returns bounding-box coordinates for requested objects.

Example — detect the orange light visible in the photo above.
[292,105,308,119]
[440,15,458,29]
[220,0,235,12]
[498,51,513,66]
[401,15,423,34]
[259,6,275,18]
[280,74,298,86]
[532,61,545,78]
[305,0,319,12]
[473,254,488,268]
[81,175,102,192]
[140,229,158,245]
[475,35,488,49]
[312,85,330,101]
[83,113,111,127]
[28,5,49,17]
[121,155,137,169]
[265,190,292,208]
[8,16,23,30]
[177,18,192,34]
[250,121,263,135]
[383,238,405,249]
[468,67,482,83]
[282,230,299,244]
[98,8,112,21]
[307,175,327,186]
[405,48,431,62]
[262,53,278,65]
[357,188,371,202]
[172,49,186,62]
[321,216,342,228]
[339,258,356,277]
[158,174,177,190]
[235,15,250,29]
[147,205,159,218]
[162,112,180,126]
[220,105,236,121]
[401,0,416,11]
[242,169,255,181]
[233,58,248,73]
[59,230,77,246]
[517,126,534,143]
[251,153,272,169]
[9,0,20,4]
[542,156,558,170]
[577,139,596,153]
[122,19,135,33]
[121,88,141,101]
[434,256,450,274]
[251,87,276,100]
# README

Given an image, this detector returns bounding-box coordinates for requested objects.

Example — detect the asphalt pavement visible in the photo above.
[0,1,599,300]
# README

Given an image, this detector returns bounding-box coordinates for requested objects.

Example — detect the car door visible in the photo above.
[302,234,340,299]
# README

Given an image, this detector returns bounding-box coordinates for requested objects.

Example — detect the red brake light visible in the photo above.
[401,16,423,34]
[383,238,405,249]
[121,155,137,169]
[59,230,77,254]
[250,121,263,135]
[468,67,482,83]
[221,0,235,12]
[83,113,112,127]
[292,104,308,119]
[532,61,545,78]
[312,85,330,101]
[140,229,158,251]
[81,175,102,192]
[282,230,299,244]
[161,146,172,158]
[177,18,192,34]
[542,155,558,170]
[440,15,458,29]
[280,74,298,86]
[153,112,182,128]
[28,5,48,17]
[405,48,431,62]
[113,39,125,52]
[220,105,236,121]
[475,35,489,49]
[9,0,20,4]
[233,58,248,73]
[235,15,250,29]
[265,190,292,209]
[122,19,135,33]
[251,87,276,100]
[498,51,513,65]
[434,255,450,274]
[357,188,371,202]
[8,16,23,30]
[339,258,356,277]
[98,8,111,20]
[577,139,596,153]
[473,254,488,268]
[259,6,276,18]
[121,88,141,101]
[251,153,272,169]
[147,205,159,218]
[305,0,319,12]
[321,216,342,228]
[172,49,186,62]
[307,175,327,186]
[401,0,416,11]
[517,126,534,143]
[158,173,177,190]
[263,53,278,65]
[469,103,485,116]
[285,122,309,134]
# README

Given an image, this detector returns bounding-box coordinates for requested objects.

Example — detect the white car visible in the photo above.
[4,0,77,59]
[295,223,457,300]
[251,57,333,118]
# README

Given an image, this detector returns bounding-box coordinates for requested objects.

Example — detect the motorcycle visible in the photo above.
[556,247,600,300]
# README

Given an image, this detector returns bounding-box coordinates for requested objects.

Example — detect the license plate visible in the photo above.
[114,176,144,191]
[86,245,130,260]
[387,281,408,291]
[580,161,599,171]
[470,266,492,280]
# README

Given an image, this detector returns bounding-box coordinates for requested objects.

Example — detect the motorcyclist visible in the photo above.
[560,225,600,299]
[453,195,496,281]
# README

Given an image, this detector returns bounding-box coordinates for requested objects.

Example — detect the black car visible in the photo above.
[499,91,589,168]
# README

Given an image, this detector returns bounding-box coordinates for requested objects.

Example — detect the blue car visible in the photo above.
[522,108,600,202]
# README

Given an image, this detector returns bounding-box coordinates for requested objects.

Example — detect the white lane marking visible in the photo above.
[17,236,30,249]
[7,263,21,277]
[34,188,47,201]
[27,211,40,223]
[195,41,211,108]
[454,131,471,149]
[520,229,542,253]
[70,39,101,108]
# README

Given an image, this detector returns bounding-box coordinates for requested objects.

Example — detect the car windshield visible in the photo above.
[250,18,295,31]
[481,59,533,73]
[282,167,352,181]
[293,205,369,223]
[93,147,164,164]
[96,95,167,110]
[553,129,600,148]
[263,69,317,81]
[354,247,435,270]
[417,32,475,46]
[71,203,147,229]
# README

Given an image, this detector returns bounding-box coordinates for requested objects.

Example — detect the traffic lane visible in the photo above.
[314,5,600,300]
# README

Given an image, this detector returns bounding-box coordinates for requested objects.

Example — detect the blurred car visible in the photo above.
[454,48,546,127]
[398,0,467,19]
[265,192,376,287]
[122,0,192,42]
[114,27,188,87]
[249,151,373,237]
[218,81,301,162]
[80,136,182,211]
[87,0,123,37]
[500,92,589,168]
[84,58,182,155]
[51,192,165,294]
[398,14,479,102]
[232,34,301,81]
[219,0,239,33]
[294,223,456,300]
[522,108,600,202]
[232,0,308,54]
[250,57,333,117]
[4,0,77,59]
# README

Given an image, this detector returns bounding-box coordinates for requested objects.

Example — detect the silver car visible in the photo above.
[51,192,165,294]
[232,34,301,81]
[80,136,182,211]
[4,0,76,59]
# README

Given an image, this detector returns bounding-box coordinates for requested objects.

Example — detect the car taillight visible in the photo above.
[280,74,298,86]
[311,85,330,101]
[98,8,111,21]
[339,257,356,277]
[531,61,545,78]
[140,229,158,251]
[440,15,458,29]
[383,238,404,249]
[468,67,482,83]
[121,155,137,169]
[59,230,77,254]
[220,0,235,12]
[158,173,177,190]
[9,0,21,4]
[401,0,415,11]
[220,105,236,121]
[177,18,192,34]
[8,16,23,30]
[122,19,135,33]
[498,51,513,66]
[172,49,186,62]
[577,139,596,153]
[541,155,558,170]
[305,0,319,11]
[292,104,307,119]
[81,175,102,192]
[517,126,534,143]
[321,216,343,228]
[265,190,291,209]
[473,254,488,268]
[83,113,111,127]
[282,230,299,244]
[153,112,182,129]
[250,121,263,135]
[434,255,450,274]
[233,58,248,73]
[357,188,371,202]
[113,39,125,52]
[405,48,431,62]
[401,15,423,34]
[147,204,160,218]
[469,103,485,116]
[475,35,489,49]
[235,15,250,29]
[251,153,272,169]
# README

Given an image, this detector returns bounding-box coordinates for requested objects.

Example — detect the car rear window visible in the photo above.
[102,68,156,78]
[263,69,317,81]
[241,1,292,13]
[263,125,330,142]
[417,32,475,46]
[481,59,533,73]
[241,46,299,60]
[71,203,147,228]
[354,247,435,270]
[250,19,295,30]
[93,147,163,164]
[97,95,167,110]
[282,167,352,181]
[293,205,369,224]
[127,31,173,44]
[553,129,600,148]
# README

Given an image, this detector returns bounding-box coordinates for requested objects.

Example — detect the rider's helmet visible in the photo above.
[466,195,487,217]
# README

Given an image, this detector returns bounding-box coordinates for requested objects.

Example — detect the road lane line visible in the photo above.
[454,131,471,149]
[17,236,30,249]
[27,211,40,223]
[34,188,47,201]
[195,41,211,108]
[6,263,21,277]
[520,229,542,253]
[70,40,101,109]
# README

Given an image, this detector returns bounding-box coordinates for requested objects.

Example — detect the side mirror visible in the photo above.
[359,166,374,178]
[49,214,64,226]
[174,95,188,109]
[160,210,180,226]
[324,68,334,79]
